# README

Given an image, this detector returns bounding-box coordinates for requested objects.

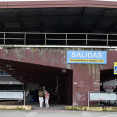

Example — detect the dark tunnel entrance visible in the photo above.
[0,59,73,106]
[100,69,117,106]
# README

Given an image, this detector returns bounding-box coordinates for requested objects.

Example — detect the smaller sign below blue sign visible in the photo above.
[67,51,107,64]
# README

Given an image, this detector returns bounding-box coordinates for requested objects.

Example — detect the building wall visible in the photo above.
[0,0,117,9]
[26,82,39,90]
[0,48,116,106]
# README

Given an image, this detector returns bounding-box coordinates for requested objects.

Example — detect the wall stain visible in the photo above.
[88,64,91,76]
[15,50,24,61]
[92,64,95,80]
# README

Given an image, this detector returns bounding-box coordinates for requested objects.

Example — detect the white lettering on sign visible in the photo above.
[72,52,102,59]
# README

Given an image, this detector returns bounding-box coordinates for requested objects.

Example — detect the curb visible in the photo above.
[0,105,32,110]
[65,106,117,112]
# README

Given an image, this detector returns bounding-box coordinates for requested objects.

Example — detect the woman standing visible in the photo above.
[45,91,50,108]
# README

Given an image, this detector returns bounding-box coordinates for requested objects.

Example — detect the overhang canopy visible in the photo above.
[0,7,117,33]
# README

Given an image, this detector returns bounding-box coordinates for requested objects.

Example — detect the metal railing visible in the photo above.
[0,32,117,46]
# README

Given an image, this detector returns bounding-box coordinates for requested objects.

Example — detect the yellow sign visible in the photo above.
[114,62,117,74]
[69,59,104,63]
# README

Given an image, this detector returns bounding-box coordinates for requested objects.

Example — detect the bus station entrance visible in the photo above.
[0,58,73,107]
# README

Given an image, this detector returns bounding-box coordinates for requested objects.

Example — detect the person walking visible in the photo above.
[26,90,29,103]
[29,89,33,103]
[38,87,44,108]
[45,90,50,108]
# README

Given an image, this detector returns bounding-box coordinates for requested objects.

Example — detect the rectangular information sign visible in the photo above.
[0,92,23,100]
[114,62,117,74]
[67,51,107,64]
[90,93,116,101]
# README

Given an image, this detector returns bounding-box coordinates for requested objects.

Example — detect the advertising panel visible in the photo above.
[90,93,116,101]
[0,92,23,100]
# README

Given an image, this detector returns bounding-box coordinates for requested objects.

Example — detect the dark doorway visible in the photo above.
[0,59,73,105]
[100,69,117,106]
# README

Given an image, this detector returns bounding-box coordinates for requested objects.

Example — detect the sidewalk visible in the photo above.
[32,105,66,111]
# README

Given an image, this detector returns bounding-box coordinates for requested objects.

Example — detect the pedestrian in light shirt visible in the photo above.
[45,90,50,108]
[38,87,44,108]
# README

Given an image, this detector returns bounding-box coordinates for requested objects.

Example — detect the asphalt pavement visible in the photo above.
[0,110,117,117]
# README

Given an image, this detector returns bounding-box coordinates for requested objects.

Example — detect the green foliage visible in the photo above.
[15,107,25,110]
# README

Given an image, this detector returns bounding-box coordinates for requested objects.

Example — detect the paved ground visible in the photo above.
[0,110,117,117]
[0,105,117,117]
[32,104,65,110]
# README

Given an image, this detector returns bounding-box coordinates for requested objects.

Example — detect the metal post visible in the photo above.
[88,91,89,107]
[45,33,46,45]
[107,34,108,46]
[66,33,67,45]
[4,70,5,76]
[86,34,88,46]
[4,33,5,45]
[24,90,25,106]
[24,33,26,45]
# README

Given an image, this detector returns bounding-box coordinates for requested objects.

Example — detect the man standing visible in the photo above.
[38,87,44,108]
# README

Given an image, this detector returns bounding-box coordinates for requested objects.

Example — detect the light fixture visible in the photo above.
[62,69,66,73]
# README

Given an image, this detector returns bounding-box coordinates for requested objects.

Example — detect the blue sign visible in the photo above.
[115,66,117,73]
[114,62,117,74]
[67,51,107,64]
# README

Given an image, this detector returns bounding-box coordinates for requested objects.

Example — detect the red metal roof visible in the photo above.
[1,0,117,8]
